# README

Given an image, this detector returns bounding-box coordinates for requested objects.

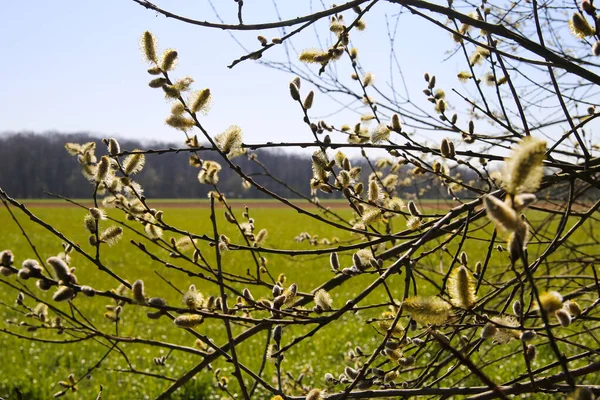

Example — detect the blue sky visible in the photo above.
[0,1,474,150]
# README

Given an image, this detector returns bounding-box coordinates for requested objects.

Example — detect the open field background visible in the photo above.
[0,200,598,399]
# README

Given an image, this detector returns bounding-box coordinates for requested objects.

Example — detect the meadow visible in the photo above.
[0,199,598,399]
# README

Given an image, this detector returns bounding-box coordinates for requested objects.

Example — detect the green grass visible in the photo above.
[0,203,598,399]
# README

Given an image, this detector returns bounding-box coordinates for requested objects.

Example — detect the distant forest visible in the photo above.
[0,131,523,201]
[0,132,322,199]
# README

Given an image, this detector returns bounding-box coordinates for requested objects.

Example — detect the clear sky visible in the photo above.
[0,1,472,150]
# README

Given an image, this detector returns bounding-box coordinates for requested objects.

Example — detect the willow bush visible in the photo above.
[2,0,600,398]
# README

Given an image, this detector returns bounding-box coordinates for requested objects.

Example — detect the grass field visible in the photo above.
[0,199,598,399]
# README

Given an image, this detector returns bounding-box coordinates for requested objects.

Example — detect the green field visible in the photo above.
[0,200,598,399]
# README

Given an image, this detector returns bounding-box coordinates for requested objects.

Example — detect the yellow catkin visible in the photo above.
[314,289,333,310]
[95,156,110,183]
[403,296,451,325]
[569,13,595,38]
[53,286,75,302]
[305,389,323,400]
[483,195,519,232]
[174,314,204,328]
[538,291,563,313]
[299,49,330,63]
[215,125,244,158]
[123,151,145,175]
[166,115,196,130]
[448,266,476,309]
[191,88,212,114]
[99,226,123,246]
[160,49,178,71]
[140,31,157,63]
[371,124,390,144]
[503,136,547,195]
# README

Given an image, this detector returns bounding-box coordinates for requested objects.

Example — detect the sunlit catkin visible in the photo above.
[123,152,145,175]
[215,125,243,157]
[174,314,203,328]
[160,49,178,71]
[47,257,72,282]
[96,225,121,246]
[569,12,595,38]
[83,214,97,234]
[483,195,519,232]
[105,138,120,156]
[182,284,203,309]
[367,180,381,202]
[538,291,563,313]
[166,115,196,130]
[448,266,476,309]
[191,89,211,114]
[53,286,75,302]
[371,124,390,144]
[148,77,167,88]
[255,229,268,245]
[95,156,110,183]
[89,207,106,221]
[503,136,546,195]
[314,289,333,310]
[403,296,451,325]
[140,31,157,63]
[132,280,146,304]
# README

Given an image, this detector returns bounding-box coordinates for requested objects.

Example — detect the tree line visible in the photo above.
[0,132,485,200]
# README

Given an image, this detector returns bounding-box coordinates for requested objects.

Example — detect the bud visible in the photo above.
[481,323,497,339]
[556,309,571,327]
[582,0,595,14]
[385,114,401,135]
[289,82,300,101]
[565,301,582,318]
[132,280,146,304]
[520,330,536,342]
[36,279,53,291]
[273,325,282,344]
[526,344,537,361]
[440,138,451,158]
[407,201,419,217]
[17,269,30,280]
[53,286,75,302]
[304,91,315,109]
[513,300,522,316]
[47,257,72,282]
[106,138,120,155]
[81,286,95,297]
